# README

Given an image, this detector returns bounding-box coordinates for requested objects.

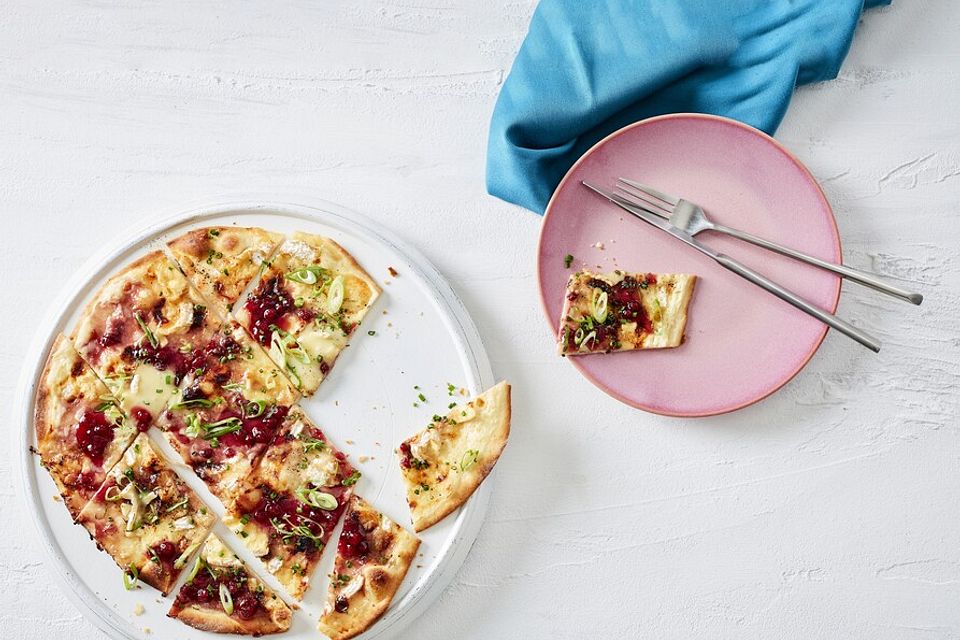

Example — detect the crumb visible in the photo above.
[52,495,61,502]
[133,603,145,616]
[592,242,605,250]
[388,266,398,277]
[374,441,381,446]
[459,388,468,396]
[416,564,423,569]
[383,280,390,285]
[345,439,355,445]
[358,455,370,463]
[335,400,339,406]
[143,628,152,635]
[387,322,393,327]
[382,310,388,314]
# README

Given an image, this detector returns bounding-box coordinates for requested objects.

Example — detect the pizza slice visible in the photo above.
[168,532,292,635]
[71,250,224,421]
[557,270,697,355]
[76,432,215,595]
[235,232,381,395]
[34,334,137,519]
[398,381,510,532]
[226,406,358,599]
[155,321,299,505]
[317,495,420,640]
[168,226,284,317]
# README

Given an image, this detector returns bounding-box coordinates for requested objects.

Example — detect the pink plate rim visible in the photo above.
[536,113,842,418]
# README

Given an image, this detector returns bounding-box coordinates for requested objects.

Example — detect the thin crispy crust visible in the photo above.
[317,495,420,640]
[399,382,511,532]
[34,335,135,519]
[168,534,292,635]
[76,433,215,595]
[168,226,283,316]
[557,270,697,355]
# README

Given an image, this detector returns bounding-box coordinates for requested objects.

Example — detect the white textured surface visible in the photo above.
[1,1,958,638]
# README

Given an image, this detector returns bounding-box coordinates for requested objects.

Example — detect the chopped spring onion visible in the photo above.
[221,382,244,391]
[286,265,327,285]
[591,290,608,323]
[576,329,597,349]
[185,556,203,583]
[122,565,139,590]
[244,399,267,419]
[134,313,158,348]
[326,276,345,314]
[165,497,189,513]
[269,325,310,368]
[203,417,243,439]
[171,397,217,410]
[184,414,203,439]
[219,584,234,615]
[173,542,200,570]
[295,486,338,510]
[460,449,480,471]
[104,485,123,502]
[341,470,361,487]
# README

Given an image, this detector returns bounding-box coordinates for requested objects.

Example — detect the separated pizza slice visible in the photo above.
[557,270,697,355]
[71,250,224,421]
[168,226,284,318]
[317,495,420,640]
[34,334,138,519]
[398,381,510,532]
[155,321,299,506]
[76,432,215,595]
[235,232,381,395]
[168,532,292,635]
[226,406,359,599]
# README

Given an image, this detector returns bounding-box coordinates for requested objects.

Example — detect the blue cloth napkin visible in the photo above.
[486,0,891,214]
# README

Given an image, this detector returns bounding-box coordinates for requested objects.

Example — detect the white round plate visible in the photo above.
[15,199,494,640]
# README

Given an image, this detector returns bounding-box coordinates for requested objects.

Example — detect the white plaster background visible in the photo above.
[1,1,958,638]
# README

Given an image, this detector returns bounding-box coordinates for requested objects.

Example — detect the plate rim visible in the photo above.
[537,112,842,418]
[13,196,495,639]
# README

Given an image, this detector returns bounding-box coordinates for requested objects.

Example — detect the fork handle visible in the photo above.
[715,253,881,353]
[712,224,923,306]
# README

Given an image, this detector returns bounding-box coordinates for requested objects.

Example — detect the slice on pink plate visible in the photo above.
[538,113,841,417]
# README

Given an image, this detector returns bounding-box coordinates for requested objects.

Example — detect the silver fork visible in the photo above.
[616,178,923,306]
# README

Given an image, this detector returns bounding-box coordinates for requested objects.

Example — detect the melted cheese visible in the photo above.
[123,362,178,414]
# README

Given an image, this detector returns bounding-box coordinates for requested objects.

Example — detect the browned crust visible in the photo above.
[304,233,383,300]
[167,226,284,315]
[170,599,292,635]
[401,382,511,532]
[317,496,421,640]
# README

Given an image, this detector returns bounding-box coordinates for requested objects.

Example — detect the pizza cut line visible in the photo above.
[557,269,697,354]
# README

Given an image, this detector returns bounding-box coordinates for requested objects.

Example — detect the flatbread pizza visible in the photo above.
[317,495,420,640]
[558,270,697,354]
[398,381,510,531]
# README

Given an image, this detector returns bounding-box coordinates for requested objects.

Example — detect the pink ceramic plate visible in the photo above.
[538,114,841,417]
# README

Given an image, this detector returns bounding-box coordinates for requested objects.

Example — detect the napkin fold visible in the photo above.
[486,0,891,214]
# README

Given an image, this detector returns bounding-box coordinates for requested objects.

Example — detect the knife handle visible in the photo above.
[715,253,881,353]
[712,224,923,306]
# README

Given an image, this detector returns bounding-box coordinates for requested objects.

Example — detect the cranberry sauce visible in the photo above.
[219,404,289,449]
[243,276,294,345]
[130,406,152,431]
[564,274,657,351]
[75,410,115,466]
[244,485,346,554]
[338,511,370,560]
[398,442,413,469]
[150,540,179,573]
[174,565,261,620]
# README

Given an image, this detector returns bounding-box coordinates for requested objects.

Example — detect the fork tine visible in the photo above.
[617,178,680,207]
[610,187,671,219]
[614,183,674,217]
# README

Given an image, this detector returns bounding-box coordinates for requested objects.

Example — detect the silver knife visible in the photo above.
[581,180,881,353]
